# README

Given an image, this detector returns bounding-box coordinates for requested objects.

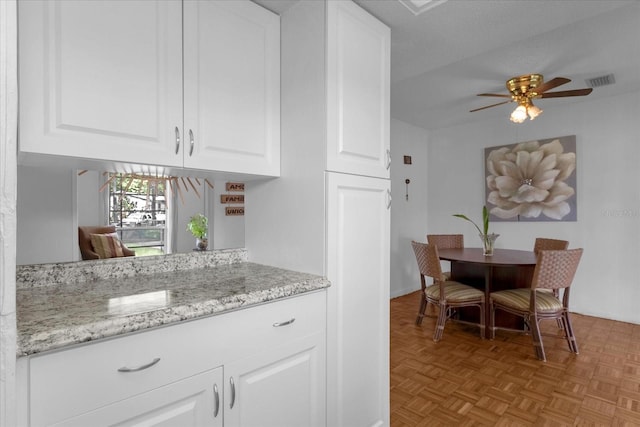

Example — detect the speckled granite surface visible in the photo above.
[16,251,330,357]
[16,248,248,288]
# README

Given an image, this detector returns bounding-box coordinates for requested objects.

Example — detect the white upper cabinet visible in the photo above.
[326,1,390,178]
[183,1,280,176]
[18,0,280,177]
[18,0,184,168]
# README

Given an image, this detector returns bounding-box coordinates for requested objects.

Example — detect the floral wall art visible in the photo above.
[485,135,577,222]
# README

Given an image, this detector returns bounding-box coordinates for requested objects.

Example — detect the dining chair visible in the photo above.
[534,237,570,328]
[411,240,485,341]
[489,248,583,361]
[426,234,464,281]
[533,237,569,254]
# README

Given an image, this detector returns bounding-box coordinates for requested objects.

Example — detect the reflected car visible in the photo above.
[121,212,154,226]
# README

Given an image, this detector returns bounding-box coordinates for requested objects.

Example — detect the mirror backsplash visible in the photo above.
[17,166,245,265]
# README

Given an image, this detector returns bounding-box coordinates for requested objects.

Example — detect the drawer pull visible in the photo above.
[213,384,220,418]
[273,318,296,327]
[117,357,161,373]
[229,376,236,409]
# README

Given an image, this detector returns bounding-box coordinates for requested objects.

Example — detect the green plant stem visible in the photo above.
[453,205,490,236]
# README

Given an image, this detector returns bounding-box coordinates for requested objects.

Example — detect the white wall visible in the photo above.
[16,166,76,264]
[175,184,208,254]
[390,119,428,297]
[175,179,246,252]
[425,90,640,324]
[0,2,18,424]
[76,171,102,226]
[245,0,327,276]
[211,179,245,250]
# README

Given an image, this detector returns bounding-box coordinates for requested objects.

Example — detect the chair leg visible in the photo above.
[554,290,563,329]
[562,312,579,354]
[416,295,427,326]
[478,301,486,340]
[530,315,546,361]
[489,301,496,340]
[433,304,447,342]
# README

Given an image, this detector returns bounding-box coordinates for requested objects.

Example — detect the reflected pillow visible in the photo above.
[90,232,126,259]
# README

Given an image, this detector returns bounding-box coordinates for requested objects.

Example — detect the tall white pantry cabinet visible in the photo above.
[246,1,391,426]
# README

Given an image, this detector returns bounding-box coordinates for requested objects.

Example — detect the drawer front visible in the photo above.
[210,289,327,362]
[29,290,326,426]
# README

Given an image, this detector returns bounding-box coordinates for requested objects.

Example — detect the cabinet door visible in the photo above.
[183,0,280,176]
[326,172,390,427]
[18,0,183,167]
[52,367,223,427]
[326,1,391,178]
[224,333,326,427]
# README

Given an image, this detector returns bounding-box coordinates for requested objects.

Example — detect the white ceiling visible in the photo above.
[254,0,640,130]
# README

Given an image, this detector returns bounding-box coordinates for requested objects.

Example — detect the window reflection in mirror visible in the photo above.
[16,166,245,265]
[107,173,167,256]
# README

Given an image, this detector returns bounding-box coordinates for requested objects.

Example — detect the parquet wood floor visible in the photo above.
[390,291,640,426]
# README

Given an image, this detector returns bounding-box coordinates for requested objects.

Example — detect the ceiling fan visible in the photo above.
[470,74,593,123]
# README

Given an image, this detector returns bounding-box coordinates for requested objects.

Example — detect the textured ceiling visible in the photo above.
[254,0,640,130]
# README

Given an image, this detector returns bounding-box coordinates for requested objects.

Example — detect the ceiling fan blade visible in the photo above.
[535,77,571,93]
[470,100,511,112]
[477,93,512,98]
[539,88,593,98]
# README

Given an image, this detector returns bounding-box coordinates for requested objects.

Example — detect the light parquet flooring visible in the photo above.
[390,291,640,426]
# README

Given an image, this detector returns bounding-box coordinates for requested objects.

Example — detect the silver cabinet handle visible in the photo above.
[213,384,220,418]
[386,189,392,209]
[189,129,195,156]
[229,376,236,409]
[174,127,181,154]
[117,357,160,373]
[273,318,296,327]
[386,149,391,170]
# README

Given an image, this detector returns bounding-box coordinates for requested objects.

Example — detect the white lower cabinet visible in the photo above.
[21,290,326,427]
[52,368,224,427]
[225,334,325,427]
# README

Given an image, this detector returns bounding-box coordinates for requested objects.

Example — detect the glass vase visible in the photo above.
[480,233,499,256]
[196,237,209,251]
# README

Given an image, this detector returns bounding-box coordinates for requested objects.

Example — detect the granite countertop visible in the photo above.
[17,254,330,357]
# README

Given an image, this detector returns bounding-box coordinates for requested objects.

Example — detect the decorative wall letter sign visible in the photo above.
[226,182,245,191]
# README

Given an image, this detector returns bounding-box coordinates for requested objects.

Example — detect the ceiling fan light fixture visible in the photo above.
[510,104,527,123]
[474,74,591,123]
[510,97,542,123]
[527,103,542,120]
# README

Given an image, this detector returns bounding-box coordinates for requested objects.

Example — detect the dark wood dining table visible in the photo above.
[438,247,537,338]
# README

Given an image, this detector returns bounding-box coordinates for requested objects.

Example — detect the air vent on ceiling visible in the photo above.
[398,0,449,16]
[585,74,615,88]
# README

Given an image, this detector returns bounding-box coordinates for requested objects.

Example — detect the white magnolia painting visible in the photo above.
[485,135,577,222]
